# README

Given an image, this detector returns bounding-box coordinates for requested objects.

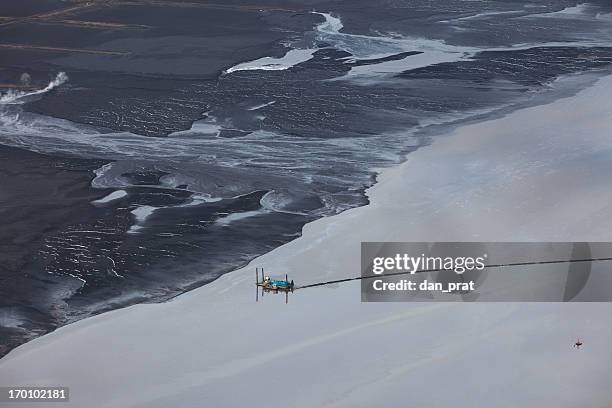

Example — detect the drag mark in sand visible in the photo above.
[116,1,303,13]
[0,0,302,30]
[0,1,102,28]
[33,19,151,30]
[0,44,130,56]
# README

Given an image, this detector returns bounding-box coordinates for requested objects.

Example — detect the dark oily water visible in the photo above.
[1,0,612,355]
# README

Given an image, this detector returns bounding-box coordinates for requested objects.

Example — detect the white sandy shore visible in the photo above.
[2,74,612,407]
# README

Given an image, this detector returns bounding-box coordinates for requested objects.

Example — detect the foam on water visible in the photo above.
[527,3,593,18]
[216,209,268,226]
[441,10,526,23]
[517,2,612,22]
[312,12,476,79]
[260,191,309,216]
[223,11,472,78]
[221,13,345,74]
[313,12,411,60]
[0,105,407,210]
[0,72,68,105]
[92,190,128,205]
[203,7,612,83]
[223,49,318,74]
[169,120,221,137]
[181,193,223,206]
[0,310,26,330]
[247,101,276,111]
[315,10,612,81]
[128,205,157,234]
